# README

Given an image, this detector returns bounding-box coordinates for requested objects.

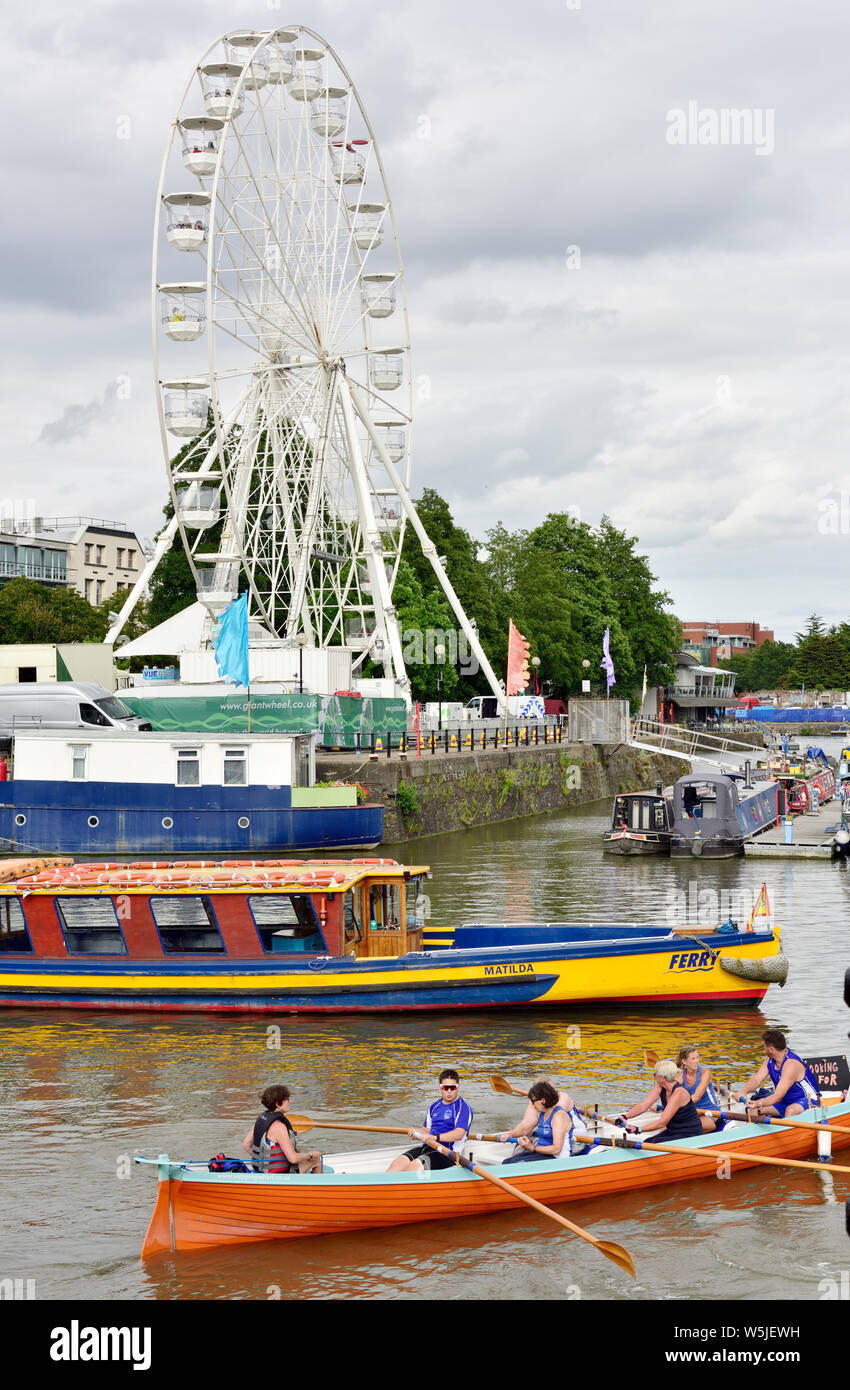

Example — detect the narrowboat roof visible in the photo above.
[0,857,430,896]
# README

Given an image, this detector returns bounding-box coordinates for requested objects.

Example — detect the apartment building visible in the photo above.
[0,516,146,607]
[680,620,774,667]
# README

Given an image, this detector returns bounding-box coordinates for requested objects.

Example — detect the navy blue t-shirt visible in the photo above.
[424,1096,473,1151]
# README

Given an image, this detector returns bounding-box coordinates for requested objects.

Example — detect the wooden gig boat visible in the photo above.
[135,1099,850,1257]
[0,859,787,1012]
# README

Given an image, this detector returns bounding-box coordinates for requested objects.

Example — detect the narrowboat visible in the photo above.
[0,730,382,855]
[603,786,673,855]
[670,772,780,858]
[0,858,787,1012]
[776,765,836,815]
[135,1098,850,1256]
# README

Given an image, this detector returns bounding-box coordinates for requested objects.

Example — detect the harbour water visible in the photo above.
[2,796,848,1302]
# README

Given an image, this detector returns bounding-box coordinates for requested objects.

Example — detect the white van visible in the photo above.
[0,682,153,736]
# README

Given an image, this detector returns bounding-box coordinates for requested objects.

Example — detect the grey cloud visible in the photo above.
[38,383,121,445]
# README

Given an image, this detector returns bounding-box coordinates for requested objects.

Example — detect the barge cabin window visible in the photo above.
[681,783,718,819]
[223,748,247,785]
[176,748,200,786]
[150,896,224,953]
[71,744,88,780]
[248,895,325,953]
[0,897,32,952]
[56,897,127,955]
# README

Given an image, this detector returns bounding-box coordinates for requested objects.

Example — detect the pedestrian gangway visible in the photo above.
[629,719,767,770]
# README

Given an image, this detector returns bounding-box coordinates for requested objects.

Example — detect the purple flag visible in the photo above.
[601,628,615,691]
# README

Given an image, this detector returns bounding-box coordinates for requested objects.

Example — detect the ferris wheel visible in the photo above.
[108,25,503,703]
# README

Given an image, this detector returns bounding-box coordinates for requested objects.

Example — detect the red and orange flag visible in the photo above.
[506,620,531,697]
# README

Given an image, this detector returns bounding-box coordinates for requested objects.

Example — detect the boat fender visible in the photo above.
[692,840,703,857]
[719,952,789,987]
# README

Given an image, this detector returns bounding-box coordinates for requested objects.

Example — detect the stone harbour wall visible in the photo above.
[317,743,688,843]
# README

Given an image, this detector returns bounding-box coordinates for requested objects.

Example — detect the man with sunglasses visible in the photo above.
[386,1069,473,1172]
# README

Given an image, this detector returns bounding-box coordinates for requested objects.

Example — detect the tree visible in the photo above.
[0,578,108,644]
[393,560,460,704]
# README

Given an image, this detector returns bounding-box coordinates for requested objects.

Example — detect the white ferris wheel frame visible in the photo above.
[107,24,504,706]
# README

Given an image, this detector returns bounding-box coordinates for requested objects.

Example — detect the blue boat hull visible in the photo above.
[0,779,383,854]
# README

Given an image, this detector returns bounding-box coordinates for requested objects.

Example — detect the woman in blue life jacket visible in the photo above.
[677,1045,723,1133]
[498,1074,589,1159]
[734,1030,820,1118]
[499,1080,584,1164]
[242,1084,323,1174]
[618,1059,704,1143]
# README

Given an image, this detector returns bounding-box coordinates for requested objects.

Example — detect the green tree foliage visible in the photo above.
[394,560,460,704]
[0,577,108,643]
[723,640,798,692]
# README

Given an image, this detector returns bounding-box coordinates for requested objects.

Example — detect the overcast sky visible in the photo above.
[4,0,850,641]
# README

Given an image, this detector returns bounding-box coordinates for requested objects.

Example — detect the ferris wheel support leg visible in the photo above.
[103,513,180,647]
[337,373,409,696]
[349,381,504,705]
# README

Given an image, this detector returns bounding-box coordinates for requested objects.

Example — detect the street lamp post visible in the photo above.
[531,655,540,695]
[435,642,445,731]
[581,658,591,695]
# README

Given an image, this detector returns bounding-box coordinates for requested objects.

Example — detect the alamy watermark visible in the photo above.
[666,103,775,156]
[818,492,850,535]
[666,883,771,927]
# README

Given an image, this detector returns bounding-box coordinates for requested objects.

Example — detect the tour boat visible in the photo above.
[0,858,787,1012]
[135,1098,850,1256]
[602,787,673,855]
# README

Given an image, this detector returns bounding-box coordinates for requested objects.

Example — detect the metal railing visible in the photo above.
[323,724,567,756]
[630,718,766,763]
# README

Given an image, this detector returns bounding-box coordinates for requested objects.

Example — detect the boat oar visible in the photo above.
[416,1134,636,1278]
[490,1074,529,1098]
[577,1109,850,1177]
[287,1115,634,1276]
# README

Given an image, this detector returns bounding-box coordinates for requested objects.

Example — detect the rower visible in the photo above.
[500,1080,570,1164]
[733,1029,820,1118]
[498,1074,590,1155]
[677,1045,723,1133]
[386,1068,473,1172]
[618,1059,704,1142]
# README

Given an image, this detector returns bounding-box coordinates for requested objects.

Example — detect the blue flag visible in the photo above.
[601,627,615,692]
[214,593,250,687]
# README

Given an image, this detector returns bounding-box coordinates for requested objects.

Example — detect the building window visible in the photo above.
[84,543,92,564]
[117,548,124,567]
[176,748,200,786]
[223,748,247,786]
[71,745,88,780]
[127,549,136,569]
[95,580,104,605]
[85,579,92,603]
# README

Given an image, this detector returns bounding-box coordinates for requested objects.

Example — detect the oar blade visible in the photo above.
[286,1113,314,1133]
[643,1050,659,1067]
[596,1239,637,1279]
[490,1075,516,1095]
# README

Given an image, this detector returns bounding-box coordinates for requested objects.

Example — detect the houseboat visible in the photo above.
[0,858,787,1012]
[603,786,673,855]
[670,772,780,858]
[0,730,382,855]
[776,764,836,815]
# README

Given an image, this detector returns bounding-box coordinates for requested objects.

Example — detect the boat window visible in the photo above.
[0,897,32,952]
[653,801,666,830]
[248,894,325,953]
[405,877,425,927]
[150,896,224,953]
[613,797,628,828]
[71,744,88,780]
[223,748,247,786]
[56,897,127,955]
[368,882,401,930]
[80,703,111,727]
[343,889,361,951]
[176,749,200,786]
